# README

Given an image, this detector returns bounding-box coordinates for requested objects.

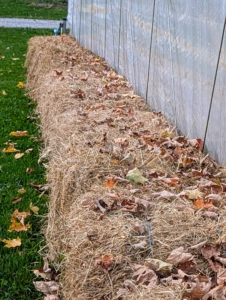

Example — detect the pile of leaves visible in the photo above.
[26,35,226,300]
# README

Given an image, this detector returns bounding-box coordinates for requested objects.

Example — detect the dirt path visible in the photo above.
[26,35,226,300]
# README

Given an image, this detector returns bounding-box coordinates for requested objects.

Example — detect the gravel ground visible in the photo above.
[0,17,60,28]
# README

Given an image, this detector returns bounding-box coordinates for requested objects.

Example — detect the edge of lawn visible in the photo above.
[0,28,53,300]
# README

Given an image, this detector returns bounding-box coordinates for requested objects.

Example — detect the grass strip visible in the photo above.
[0,28,52,300]
[0,0,67,20]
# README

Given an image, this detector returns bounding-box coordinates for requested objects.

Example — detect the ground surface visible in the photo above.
[26,34,226,300]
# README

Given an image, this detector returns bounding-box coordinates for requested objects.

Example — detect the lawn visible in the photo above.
[0,0,67,20]
[0,28,52,300]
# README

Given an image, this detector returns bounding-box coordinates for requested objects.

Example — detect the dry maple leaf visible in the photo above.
[201,244,221,260]
[11,209,30,220]
[133,264,158,287]
[166,246,194,266]
[202,286,226,300]
[104,177,117,189]
[193,198,213,209]
[10,131,28,137]
[1,237,21,248]
[95,254,114,271]
[183,276,211,299]
[9,218,30,232]
[2,144,20,153]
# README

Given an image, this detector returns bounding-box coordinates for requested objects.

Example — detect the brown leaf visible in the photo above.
[185,189,205,200]
[201,244,220,259]
[104,177,117,189]
[202,286,226,300]
[183,276,211,299]
[26,167,34,173]
[202,211,218,220]
[134,197,154,209]
[217,267,226,285]
[30,203,39,214]
[11,197,22,204]
[188,240,207,252]
[1,237,21,248]
[131,221,147,234]
[55,70,63,76]
[33,281,58,295]
[133,264,158,287]
[150,190,176,201]
[193,198,213,209]
[11,209,30,221]
[95,254,114,271]
[166,247,194,266]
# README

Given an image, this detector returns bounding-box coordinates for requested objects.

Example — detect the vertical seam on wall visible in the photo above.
[167,0,176,128]
[118,0,123,71]
[145,0,156,103]
[79,0,82,41]
[91,0,94,51]
[104,0,107,58]
[202,15,226,152]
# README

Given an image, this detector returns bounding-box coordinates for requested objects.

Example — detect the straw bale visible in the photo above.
[26,35,226,299]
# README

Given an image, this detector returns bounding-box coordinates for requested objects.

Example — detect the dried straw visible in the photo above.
[25,35,226,299]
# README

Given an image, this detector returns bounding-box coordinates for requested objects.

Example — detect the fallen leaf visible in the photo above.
[134,197,154,209]
[183,276,211,299]
[126,168,148,185]
[44,295,58,300]
[166,247,194,266]
[11,208,30,220]
[33,281,59,295]
[55,70,63,76]
[133,241,147,250]
[18,188,26,194]
[133,264,158,287]
[10,131,27,137]
[188,138,203,151]
[150,190,176,201]
[26,167,34,173]
[2,144,20,153]
[201,244,220,259]
[145,258,173,276]
[131,222,147,234]
[11,197,22,204]
[202,211,218,220]
[104,177,117,189]
[202,286,226,300]
[188,240,207,252]
[25,148,33,153]
[30,203,39,214]
[205,194,222,203]
[95,254,114,271]
[17,81,24,88]
[185,189,205,200]
[14,153,24,159]
[1,90,7,95]
[193,198,213,209]
[1,237,21,248]
[12,57,20,60]
[9,218,30,232]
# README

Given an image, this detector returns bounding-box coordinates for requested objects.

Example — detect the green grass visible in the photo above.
[0,28,52,300]
[0,0,67,20]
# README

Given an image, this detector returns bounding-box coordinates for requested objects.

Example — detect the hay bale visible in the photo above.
[26,35,226,299]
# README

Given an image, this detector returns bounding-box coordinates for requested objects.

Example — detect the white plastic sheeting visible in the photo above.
[68,0,226,165]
